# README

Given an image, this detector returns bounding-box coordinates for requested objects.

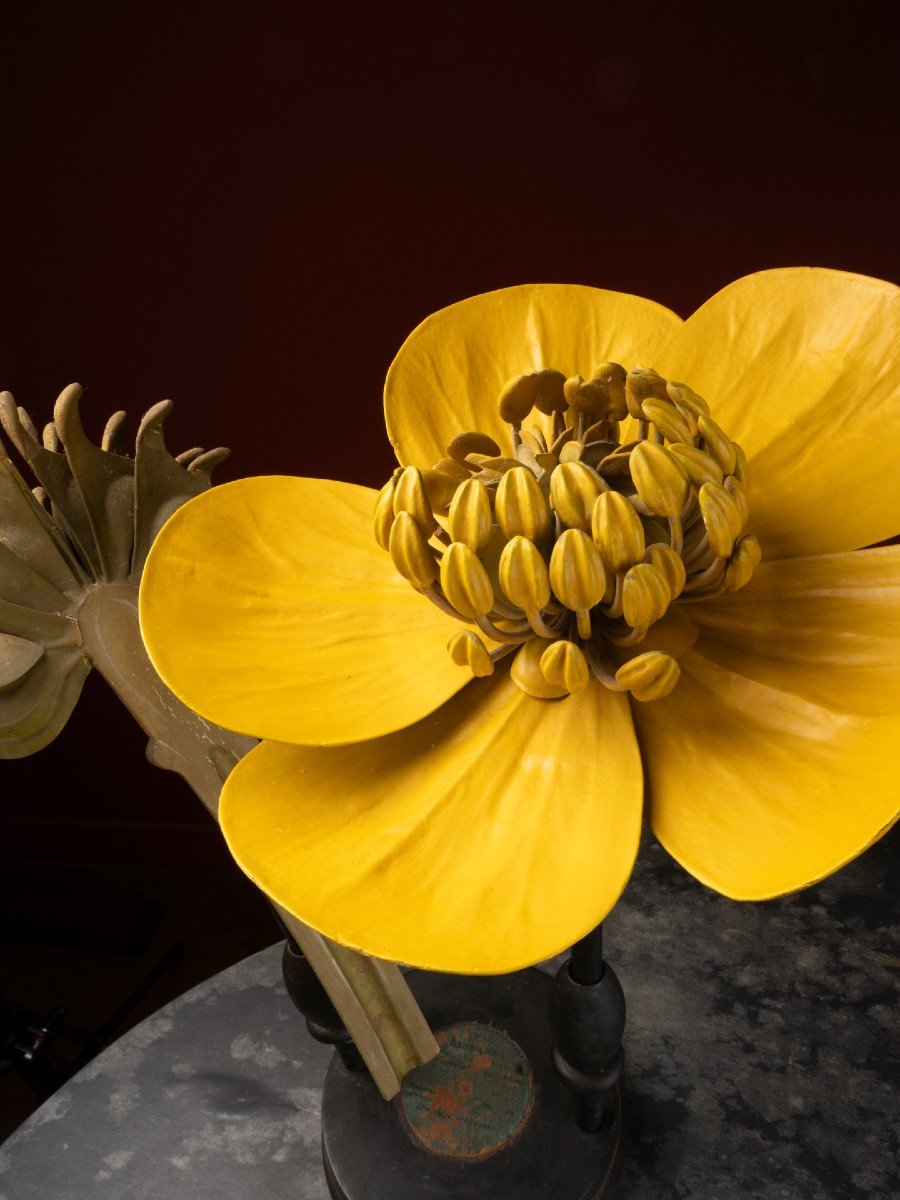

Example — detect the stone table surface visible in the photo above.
[1,830,896,1200]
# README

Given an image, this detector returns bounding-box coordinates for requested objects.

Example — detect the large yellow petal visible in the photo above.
[140,476,468,744]
[653,268,900,559]
[385,284,682,469]
[633,547,900,900]
[220,671,643,974]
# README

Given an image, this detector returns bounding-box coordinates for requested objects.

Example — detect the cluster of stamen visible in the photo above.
[375,363,760,702]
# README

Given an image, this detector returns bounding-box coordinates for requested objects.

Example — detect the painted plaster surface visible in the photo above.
[1,829,895,1199]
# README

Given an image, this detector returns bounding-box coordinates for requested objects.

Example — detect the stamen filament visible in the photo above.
[684,543,718,573]
[583,638,625,691]
[683,556,727,592]
[604,622,649,647]
[489,644,518,664]
[476,615,533,644]
[421,583,475,622]
[678,581,728,604]
[599,574,624,619]
[526,608,561,639]
[490,596,526,620]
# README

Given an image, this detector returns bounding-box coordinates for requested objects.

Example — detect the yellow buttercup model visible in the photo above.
[140,268,900,975]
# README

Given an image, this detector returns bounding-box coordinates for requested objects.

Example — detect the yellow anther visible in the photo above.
[698,415,737,476]
[421,467,460,513]
[540,639,590,694]
[373,478,396,550]
[531,369,569,416]
[625,366,668,418]
[591,362,628,420]
[629,441,690,518]
[699,482,743,557]
[511,636,568,699]
[448,477,494,554]
[550,461,607,532]
[666,381,710,434]
[615,651,680,702]
[389,512,438,588]
[622,562,672,627]
[379,366,750,710]
[641,399,694,445]
[498,371,568,423]
[667,442,724,489]
[448,431,502,467]
[723,534,761,593]
[724,475,749,527]
[591,490,645,573]
[563,375,609,416]
[440,542,495,618]
[741,531,761,567]
[495,466,552,543]
[550,528,607,611]
[645,543,686,598]
[499,536,551,613]
[498,375,540,424]
[732,442,750,484]
[392,465,434,533]
[447,630,495,677]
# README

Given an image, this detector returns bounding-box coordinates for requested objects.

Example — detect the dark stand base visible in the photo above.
[321,968,623,1199]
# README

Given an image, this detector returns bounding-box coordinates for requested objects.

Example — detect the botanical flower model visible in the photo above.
[140,269,900,975]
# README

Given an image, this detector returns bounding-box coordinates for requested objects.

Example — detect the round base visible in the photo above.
[322,968,623,1200]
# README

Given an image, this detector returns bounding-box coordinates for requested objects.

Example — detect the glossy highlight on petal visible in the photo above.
[220,670,643,974]
[140,476,468,745]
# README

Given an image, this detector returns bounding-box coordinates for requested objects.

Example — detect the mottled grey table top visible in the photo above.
[1,831,896,1200]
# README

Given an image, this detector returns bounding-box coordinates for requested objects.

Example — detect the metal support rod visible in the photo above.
[570,923,604,986]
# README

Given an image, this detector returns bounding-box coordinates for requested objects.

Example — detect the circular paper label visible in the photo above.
[400,1021,534,1161]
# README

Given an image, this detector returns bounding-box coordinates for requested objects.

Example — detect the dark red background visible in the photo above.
[1,0,898,865]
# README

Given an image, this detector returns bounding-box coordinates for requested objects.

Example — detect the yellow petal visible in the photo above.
[221,671,643,974]
[653,268,900,558]
[385,284,682,470]
[686,546,900,715]
[140,476,468,745]
[633,547,900,900]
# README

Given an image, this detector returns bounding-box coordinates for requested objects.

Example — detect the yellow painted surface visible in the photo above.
[139,272,900,973]
[653,267,900,559]
[635,547,900,898]
[220,669,643,974]
[140,476,466,744]
[384,283,683,469]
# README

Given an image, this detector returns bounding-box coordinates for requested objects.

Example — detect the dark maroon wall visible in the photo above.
[1,0,897,864]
